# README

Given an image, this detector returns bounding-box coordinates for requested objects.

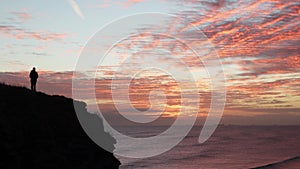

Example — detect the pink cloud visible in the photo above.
[94,0,146,8]
[122,0,145,8]
[0,25,68,41]
[12,11,32,22]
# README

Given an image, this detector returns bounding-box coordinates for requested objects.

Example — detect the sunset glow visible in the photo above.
[0,0,299,125]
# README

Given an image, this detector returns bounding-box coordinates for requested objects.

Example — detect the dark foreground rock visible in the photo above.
[0,83,120,169]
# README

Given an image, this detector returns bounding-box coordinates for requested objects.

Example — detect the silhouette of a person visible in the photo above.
[29,67,39,92]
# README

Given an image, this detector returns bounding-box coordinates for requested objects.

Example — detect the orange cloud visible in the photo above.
[1,0,300,125]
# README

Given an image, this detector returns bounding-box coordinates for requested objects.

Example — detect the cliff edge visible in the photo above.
[0,83,120,169]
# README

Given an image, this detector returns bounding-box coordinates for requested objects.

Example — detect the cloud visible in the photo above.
[1,0,299,124]
[93,0,146,9]
[237,52,300,78]
[171,0,300,59]
[67,0,85,19]
[122,0,145,8]
[0,25,68,41]
[1,68,299,125]
[11,11,32,22]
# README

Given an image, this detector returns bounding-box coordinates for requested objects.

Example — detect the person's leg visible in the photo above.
[31,80,37,92]
[31,81,34,91]
[33,81,37,92]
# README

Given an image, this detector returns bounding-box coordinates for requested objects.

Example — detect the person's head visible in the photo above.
[33,67,36,71]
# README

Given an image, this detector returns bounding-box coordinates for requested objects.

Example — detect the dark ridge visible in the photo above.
[250,156,300,169]
[0,83,120,169]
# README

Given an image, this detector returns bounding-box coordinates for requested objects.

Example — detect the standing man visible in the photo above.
[29,67,39,92]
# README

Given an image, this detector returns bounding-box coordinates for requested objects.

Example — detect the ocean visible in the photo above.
[114,126,300,169]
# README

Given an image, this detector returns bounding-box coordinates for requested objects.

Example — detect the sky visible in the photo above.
[0,0,299,125]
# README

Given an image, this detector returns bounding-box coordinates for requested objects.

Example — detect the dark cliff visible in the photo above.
[0,83,120,169]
